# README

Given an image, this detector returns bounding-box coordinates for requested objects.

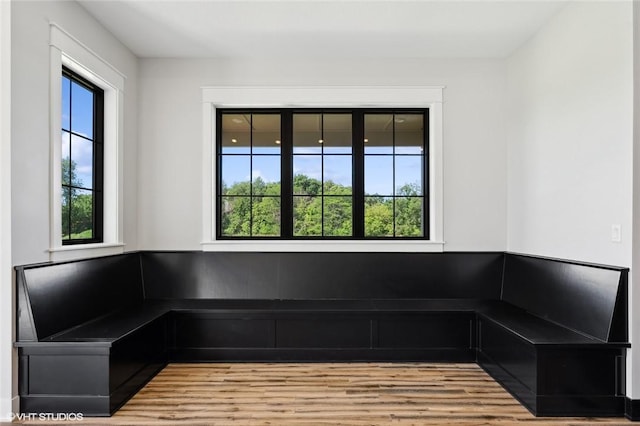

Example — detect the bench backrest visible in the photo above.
[501,253,628,342]
[15,251,628,344]
[16,253,143,341]
[140,251,505,299]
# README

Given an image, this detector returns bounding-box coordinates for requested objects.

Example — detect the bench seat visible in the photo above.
[478,303,628,347]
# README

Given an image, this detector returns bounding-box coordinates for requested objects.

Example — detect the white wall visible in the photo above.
[632,0,640,403]
[138,58,507,251]
[11,0,139,266]
[505,0,634,395]
[9,0,139,415]
[0,0,14,420]
[506,1,633,267]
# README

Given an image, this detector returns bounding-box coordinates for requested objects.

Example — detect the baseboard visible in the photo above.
[626,398,640,421]
[0,396,20,422]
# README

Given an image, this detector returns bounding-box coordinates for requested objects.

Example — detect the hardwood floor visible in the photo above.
[15,363,630,425]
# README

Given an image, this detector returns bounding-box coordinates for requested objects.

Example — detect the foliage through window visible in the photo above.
[61,67,104,244]
[217,109,428,239]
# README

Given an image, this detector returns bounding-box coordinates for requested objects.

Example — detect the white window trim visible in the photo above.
[201,86,444,253]
[48,24,125,261]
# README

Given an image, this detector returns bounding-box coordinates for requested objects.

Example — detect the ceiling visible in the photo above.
[77,0,568,59]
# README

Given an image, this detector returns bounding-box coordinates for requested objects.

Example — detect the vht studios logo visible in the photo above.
[10,412,84,421]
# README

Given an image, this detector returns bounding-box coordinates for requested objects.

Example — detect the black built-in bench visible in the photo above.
[15,252,629,418]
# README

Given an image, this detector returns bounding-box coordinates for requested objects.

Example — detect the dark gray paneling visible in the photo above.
[478,318,537,393]
[276,318,371,348]
[378,314,473,349]
[173,315,275,348]
[28,355,109,395]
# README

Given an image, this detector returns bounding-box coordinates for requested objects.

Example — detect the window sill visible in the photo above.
[201,240,445,253]
[49,243,125,262]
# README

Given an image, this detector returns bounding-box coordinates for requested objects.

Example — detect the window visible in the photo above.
[216,108,428,239]
[61,67,104,244]
[50,24,126,260]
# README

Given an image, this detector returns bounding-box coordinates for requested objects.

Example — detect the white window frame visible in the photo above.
[201,86,444,252]
[49,24,125,261]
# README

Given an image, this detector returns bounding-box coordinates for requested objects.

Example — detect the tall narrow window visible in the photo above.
[61,67,104,244]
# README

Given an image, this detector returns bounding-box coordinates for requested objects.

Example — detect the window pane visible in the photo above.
[221,196,251,236]
[293,196,321,236]
[323,155,352,194]
[323,114,352,154]
[364,114,393,154]
[293,113,322,154]
[396,197,423,237]
[293,155,322,195]
[365,196,393,237]
[252,155,280,195]
[61,76,70,131]
[71,134,93,189]
[395,156,422,196]
[252,197,281,236]
[365,156,393,196]
[221,155,250,195]
[71,81,93,139]
[395,114,423,154]
[70,189,93,239]
[252,114,281,154]
[221,114,250,154]
[324,196,352,236]
[61,186,70,240]
[61,131,71,185]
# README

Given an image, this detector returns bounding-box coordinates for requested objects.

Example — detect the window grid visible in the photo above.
[217,108,428,240]
[61,67,104,245]
[363,113,425,238]
[292,112,353,237]
[219,113,282,238]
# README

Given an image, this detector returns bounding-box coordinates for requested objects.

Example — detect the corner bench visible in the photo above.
[15,252,628,418]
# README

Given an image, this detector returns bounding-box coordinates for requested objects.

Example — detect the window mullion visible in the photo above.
[93,88,104,242]
[249,114,254,237]
[392,113,397,238]
[281,110,293,238]
[352,112,365,238]
[320,113,325,236]
[423,109,430,239]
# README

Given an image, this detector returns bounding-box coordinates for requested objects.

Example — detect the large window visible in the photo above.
[217,109,428,239]
[61,67,104,244]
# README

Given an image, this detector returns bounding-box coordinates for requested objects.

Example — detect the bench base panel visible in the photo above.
[478,352,626,417]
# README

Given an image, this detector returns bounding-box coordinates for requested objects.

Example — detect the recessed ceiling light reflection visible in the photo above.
[231,138,237,143]
[275,140,281,145]
[364,138,369,143]
[318,139,324,144]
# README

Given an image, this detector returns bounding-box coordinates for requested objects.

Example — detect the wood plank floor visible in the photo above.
[15,363,631,425]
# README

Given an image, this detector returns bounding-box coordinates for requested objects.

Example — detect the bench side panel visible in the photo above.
[18,253,144,341]
[502,253,627,342]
